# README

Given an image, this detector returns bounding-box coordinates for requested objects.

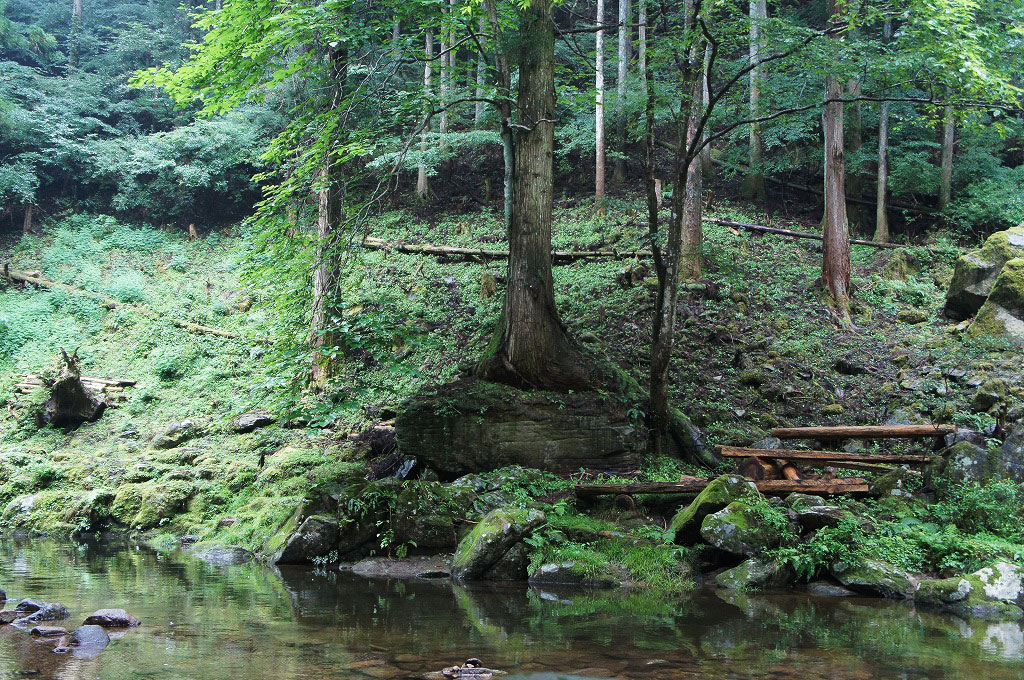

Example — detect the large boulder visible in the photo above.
[715,557,793,590]
[273,515,341,565]
[1003,422,1024,483]
[395,378,646,476]
[931,438,1024,486]
[945,225,1024,321]
[152,420,203,449]
[66,625,110,659]
[829,558,915,599]
[528,561,621,588]
[391,482,476,552]
[917,562,1024,620]
[700,501,786,557]
[450,508,545,581]
[968,258,1024,344]
[670,475,757,544]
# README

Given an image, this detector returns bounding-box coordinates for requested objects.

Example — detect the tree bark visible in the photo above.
[70,0,83,69]
[474,16,486,128]
[744,0,766,201]
[699,43,712,178]
[439,5,450,136]
[475,0,595,390]
[845,77,863,227]
[612,0,630,184]
[416,31,433,201]
[821,0,851,322]
[310,47,348,387]
[873,20,892,243]
[680,73,703,281]
[22,204,34,235]
[595,0,607,211]
[938,105,955,210]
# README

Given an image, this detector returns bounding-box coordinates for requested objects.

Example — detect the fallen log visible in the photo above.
[4,267,251,341]
[718,446,934,464]
[706,218,904,250]
[771,425,956,440]
[575,477,869,497]
[359,236,653,263]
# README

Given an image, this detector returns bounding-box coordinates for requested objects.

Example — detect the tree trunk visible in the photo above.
[484,0,513,228]
[845,77,863,227]
[822,0,851,322]
[938,105,955,210]
[612,0,630,185]
[44,348,105,427]
[476,0,594,391]
[474,16,486,128]
[22,204,34,235]
[439,5,450,136]
[699,43,712,178]
[310,47,348,387]
[744,0,766,201]
[70,0,83,69]
[595,0,607,211]
[680,74,703,281]
[416,31,433,201]
[873,21,892,242]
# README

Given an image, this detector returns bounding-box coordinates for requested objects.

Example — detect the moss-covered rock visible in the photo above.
[968,258,1024,344]
[829,558,915,599]
[392,482,476,552]
[930,440,1022,487]
[715,557,793,590]
[528,561,621,588]
[917,562,1024,620]
[395,378,647,476]
[273,515,341,564]
[111,480,193,529]
[670,474,757,544]
[151,420,204,450]
[450,507,545,581]
[945,226,1024,321]
[700,501,783,557]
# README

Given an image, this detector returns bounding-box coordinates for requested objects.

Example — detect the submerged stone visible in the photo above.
[829,559,915,599]
[194,546,254,566]
[83,608,140,627]
[68,624,110,659]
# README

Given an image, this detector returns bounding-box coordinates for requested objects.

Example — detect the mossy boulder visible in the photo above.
[968,258,1024,344]
[110,480,193,529]
[931,440,1024,486]
[392,482,476,552]
[829,558,915,599]
[395,378,646,476]
[450,507,545,581]
[151,420,204,449]
[273,515,341,564]
[528,561,621,588]
[945,225,1024,321]
[715,557,793,590]
[700,501,784,557]
[917,562,1024,620]
[670,474,757,544]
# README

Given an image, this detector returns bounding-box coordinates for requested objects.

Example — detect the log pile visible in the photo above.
[15,373,135,406]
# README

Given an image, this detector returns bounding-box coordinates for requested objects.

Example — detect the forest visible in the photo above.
[1,0,1024,677]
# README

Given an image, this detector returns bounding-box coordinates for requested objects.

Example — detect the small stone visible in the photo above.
[897,308,930,324]
[232,411,275,433]
[821,404,844,416]
[83,609,140,628]
[30,626,67,637]
[13,601,69,624]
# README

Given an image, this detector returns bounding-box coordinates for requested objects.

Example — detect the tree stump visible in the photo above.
[43,349,105,427]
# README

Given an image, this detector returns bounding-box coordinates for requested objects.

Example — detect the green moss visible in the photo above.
[111,480,194,530]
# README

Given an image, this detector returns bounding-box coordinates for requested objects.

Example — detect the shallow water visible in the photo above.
[0,541,1021,679]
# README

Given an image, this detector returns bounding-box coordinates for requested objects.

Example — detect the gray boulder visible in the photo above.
[194,546,253,566]
[67,625,110,659]
[13,600,69,624]
[968,258,1024,344]
[715,557,792,590]
[1003,422,1024,483]
[793,504,853,531]
[945,225,1024,320]
[232,411,275,433]
[274,515,341,565]
[396,379,646,475]
[829,559,915,599]
[700,501,786,557]
[152,420,203,449]
[450,508,545,581]
[670,475,758,544]
[528,561,620,589]
[933,438,1024,486]
[917,562,1024,620]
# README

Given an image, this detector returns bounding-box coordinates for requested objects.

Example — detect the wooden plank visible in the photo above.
[574,477,869,497]
[718,446,934,464]
[770,425,955,440]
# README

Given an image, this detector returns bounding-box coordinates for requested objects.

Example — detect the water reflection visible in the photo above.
[0,540,1019,679]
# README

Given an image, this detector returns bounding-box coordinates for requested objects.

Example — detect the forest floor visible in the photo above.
[0,198,1021,587]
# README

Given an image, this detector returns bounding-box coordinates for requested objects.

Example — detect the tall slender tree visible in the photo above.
[873,19,892,243]
[416,30,433,201]
[744,0,767,201]
[595,0,607,211]
[938,105,955,210]
[612,0,630,184]
[69,0,83,69]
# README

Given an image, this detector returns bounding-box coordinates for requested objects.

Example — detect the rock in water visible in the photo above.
[829,559,915,599]
[30,626,67,637]
[716,558,793,590]
[13,600,69,624]
[43,348,104,427]
[917,562,1024,620]
[944,225,1024,321]
[968,257,1024,345]
[68,625,110,659]
[83,609,141,627]
[395,378,646,475]
[700,501,787,557]
[194,546,254,566]
[670,475,758,544]
[451,508,545,581]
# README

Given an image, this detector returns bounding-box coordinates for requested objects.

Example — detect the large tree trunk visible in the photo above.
[595,0,607,211]
[822,0,851,323]
[22,204,34,235]
[476,0,594,391]
[873,19,892,243]
[845,77,863,227]
[70,0,83,69]
[699,43,712,178]
[310,47,348,387]
[680,75,703,281]
[938,105,955,210]
[439,5,450,136]
[44,348,105,427]
[744,0,766,201]
[474,16,486,128]
[416,31,433,201]
[612,0,630,185]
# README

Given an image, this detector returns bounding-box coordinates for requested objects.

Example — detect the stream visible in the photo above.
[0,540,1021,679]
